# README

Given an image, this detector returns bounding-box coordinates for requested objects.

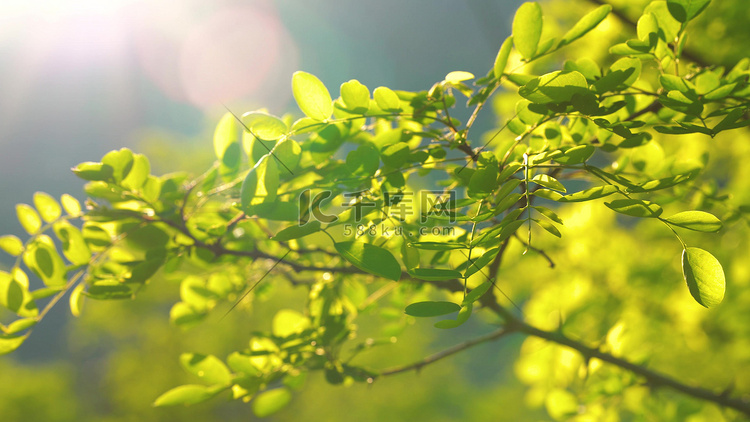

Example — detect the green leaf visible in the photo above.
[84,281,133,300]
[241,112,288,141]
[121,153,151,191]
[69,283,85,317]
[512,2,543,60]
[2,318,37,335]
[665,211,722,232]
[373,86,401,112]
[558,185,618,202]
[0,333,29,355]
[380,143,410,168]
[102,148,135,183]
[240,154,280,211]
[71,162,114,181]
[23,237,66,287]
[16,204,41,235]
[534,218,561,238]
[0,235,24,257]
[153,384,223,407]
[335,241,402,281]
[434,303,473,329]
[179,353,232,385]
[559,4,611,47]
[667,0,711,22]
[292,71,333,121]
[493,37,513,79]
[468,165,499,199]
[445,71,474,84]
[407,268,462,281]
[592,58,641,93]
[346,144,380,176]
[682,247,725,308]
[555,145,595,165]
[531,174,566,192]
[404,301,461,317]
[605,199,663,218]
[213,113,241,169]
[340,79,371,113]
[272,138,302,171]
[272,309,309,337]
[60,194,82,216]
[33,192,61,223]
[252,388,292,418]
[463,281,492,305]
[53,223,92,266]
[519,71,589,104]
[273,221,321,242]
[410,242,467,251]
[464,247,500,278]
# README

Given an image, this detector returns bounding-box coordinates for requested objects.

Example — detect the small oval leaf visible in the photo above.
[665,211,722,232]
[252,388,292,417]
[682,247,725,308]
[405,301,461,317]
[335,241,402,281]
[513,2,543,60]
[292,71,333,121]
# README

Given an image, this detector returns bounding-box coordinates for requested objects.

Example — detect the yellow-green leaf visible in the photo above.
[493,36,513,79]
[33,192,61,223]
[252,388,292,417]
[16,204,42,235]
[682,247,725,308]
[292,71,333,121]
[0,235,24,257]
[665,211,722,232]
[335,241,402,281]
[513,2,543,60]
[373,86,401,112]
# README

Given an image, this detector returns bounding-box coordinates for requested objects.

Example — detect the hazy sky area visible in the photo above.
[0,0,523,358]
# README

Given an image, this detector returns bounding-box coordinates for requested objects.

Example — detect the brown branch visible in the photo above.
[377,327,515,377]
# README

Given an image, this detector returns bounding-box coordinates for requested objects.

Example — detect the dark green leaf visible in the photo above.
[407,268,462,281]
[273,221,321,242]
[682,247,725,307]
[404,301,461,317]
[335,241,401,281]
[667,0,711,22]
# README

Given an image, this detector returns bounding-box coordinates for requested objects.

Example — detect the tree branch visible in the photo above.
[377,327,515,377]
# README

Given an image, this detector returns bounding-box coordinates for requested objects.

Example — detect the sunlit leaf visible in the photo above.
[558,185,618,202]
[273,221,321,242]
[0,235,24,257]
[33,192,61,223]
[373,86,401,112]
[494,37,513,79]
[665,211,722,232]
[513,2,543,60]
[252,388,292,417]
[531,174,566,192]
[0,333,29,355]
[667,0,711,22]
[179,353,232,385]
[340,79,371,113]
[241,112,288,141]
[240,154,280,211]
[519,71,588,104]
[292,71,333,121]
[69,283,85,317]
[153,384,223,407]
[272,309,309,337]
[16,204,41,235]
[559,4,611,47]
[60,194,82,216]
[682,247,725,307]
[102,148,135,182]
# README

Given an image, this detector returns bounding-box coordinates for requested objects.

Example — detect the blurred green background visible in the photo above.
[1,0,749,420]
